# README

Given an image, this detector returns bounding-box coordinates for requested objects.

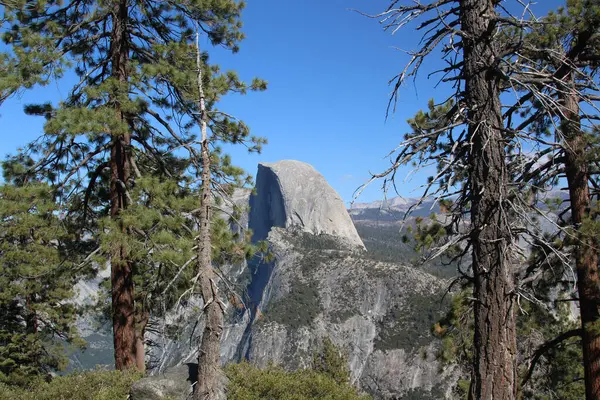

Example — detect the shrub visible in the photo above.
[0,369,142,400]
[225,362,370,400]
[374,293,448,352]
[312,337,350,385]
[263,281,322,329]
[0,184,87,387]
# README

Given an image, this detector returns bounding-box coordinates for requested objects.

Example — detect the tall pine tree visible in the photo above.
[503,1,600,397]
[2,0,265,371]
[360,1,552,397]
[0,181,86,387]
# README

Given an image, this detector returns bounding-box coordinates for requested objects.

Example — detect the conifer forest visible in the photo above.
[1,1,600,399]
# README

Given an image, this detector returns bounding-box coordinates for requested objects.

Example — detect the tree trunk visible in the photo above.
[135,309,149,372]
[194,32,224,400]
[109,0,137,371]
[462,1,517,399]
[561,75,600,400]
[25,295,37,334]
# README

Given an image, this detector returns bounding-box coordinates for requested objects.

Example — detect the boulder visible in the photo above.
[130,364,195,400]
[249,160,364,249]
[130,364,229,400]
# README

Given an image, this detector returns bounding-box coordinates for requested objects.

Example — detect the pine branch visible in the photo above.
[521,328,583,388]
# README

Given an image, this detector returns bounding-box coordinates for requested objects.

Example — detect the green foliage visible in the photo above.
[523,337,584,400]
[0,369,142,400]
[289,231,347,252]
[0,0,66,104]
[312,337,350,385]
[0,362,365,400]
[433,289,473,367]
[2,0,267,191]
[263,281,322,329]
[2,0,267,369]
[436,289,586,399]
[456,379,470,400]
[518,301,585,400]
[374,293,448,353]
[99,176,198,323]
[225,362,370,400]
[0,183,86,386]
[412,215,447,253]
[355,223,458,279]
[401,386,445,400]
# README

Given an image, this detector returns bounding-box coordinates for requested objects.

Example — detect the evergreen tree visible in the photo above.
[312,337,351,385]
[365,1,600,397]
[500,1,600,397]
[2,0,265,371]
[360,1,553,398]
[0,182,86,386]
[0,1,64,106]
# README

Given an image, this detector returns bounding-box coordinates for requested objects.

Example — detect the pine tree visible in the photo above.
[0,1,64,106]
[502,1,600,397]
[2,0,265,371]
[0,182,86,386]
[360,1,546,397]
[365,1,600,397]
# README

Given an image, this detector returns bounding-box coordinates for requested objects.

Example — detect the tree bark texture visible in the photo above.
[561,74,600,400]
[109,0,137,371]
[195,33,225,400]
[462,1,517,399]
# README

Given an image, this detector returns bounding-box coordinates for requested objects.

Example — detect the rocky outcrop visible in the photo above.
[78,160,460,398]
[239,228,459,399]
[130,363,227,400]
[142,228,457,399]
[130,365,194,400]
[250,160,364,249]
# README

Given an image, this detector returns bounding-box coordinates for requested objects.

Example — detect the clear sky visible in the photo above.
[0,0,565,204]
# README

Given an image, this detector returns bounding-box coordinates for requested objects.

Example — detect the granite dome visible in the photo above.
[249,160,364,249]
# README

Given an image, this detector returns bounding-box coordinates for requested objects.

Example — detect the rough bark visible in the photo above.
[561,75,600,400]
[194,32,225,400]
[109,0,137,371]
[462,1,517,399]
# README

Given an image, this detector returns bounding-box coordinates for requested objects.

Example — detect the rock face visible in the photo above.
[250,160,364,249]
[79,160,460,399]
[240,228,459,399]
[141,228,458,399]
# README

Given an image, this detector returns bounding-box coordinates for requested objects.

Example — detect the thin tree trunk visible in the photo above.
[462,1,517,399]
[561,74,600,400]
[25,295,37,334]
[109,0,137,371]
[135,310,149,372]
[194,31,224,400]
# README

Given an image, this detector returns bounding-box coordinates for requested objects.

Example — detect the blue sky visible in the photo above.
[0,0,565,204]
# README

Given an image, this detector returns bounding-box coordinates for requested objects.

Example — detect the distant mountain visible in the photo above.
[349,187,570,223]
[351,196,417,211]
[349,196,440,222]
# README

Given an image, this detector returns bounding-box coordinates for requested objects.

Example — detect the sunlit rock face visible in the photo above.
[239,227,459,399]
[79,160,461,399]
[249,160,365,249]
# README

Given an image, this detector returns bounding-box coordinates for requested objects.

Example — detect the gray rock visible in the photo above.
[249,160,364,249]
[240,228,459,399]
[130,364,228,400]
[130,364,195,400]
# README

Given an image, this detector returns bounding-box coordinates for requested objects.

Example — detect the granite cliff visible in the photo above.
[80,160,458,399]
[249,160,364,248]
